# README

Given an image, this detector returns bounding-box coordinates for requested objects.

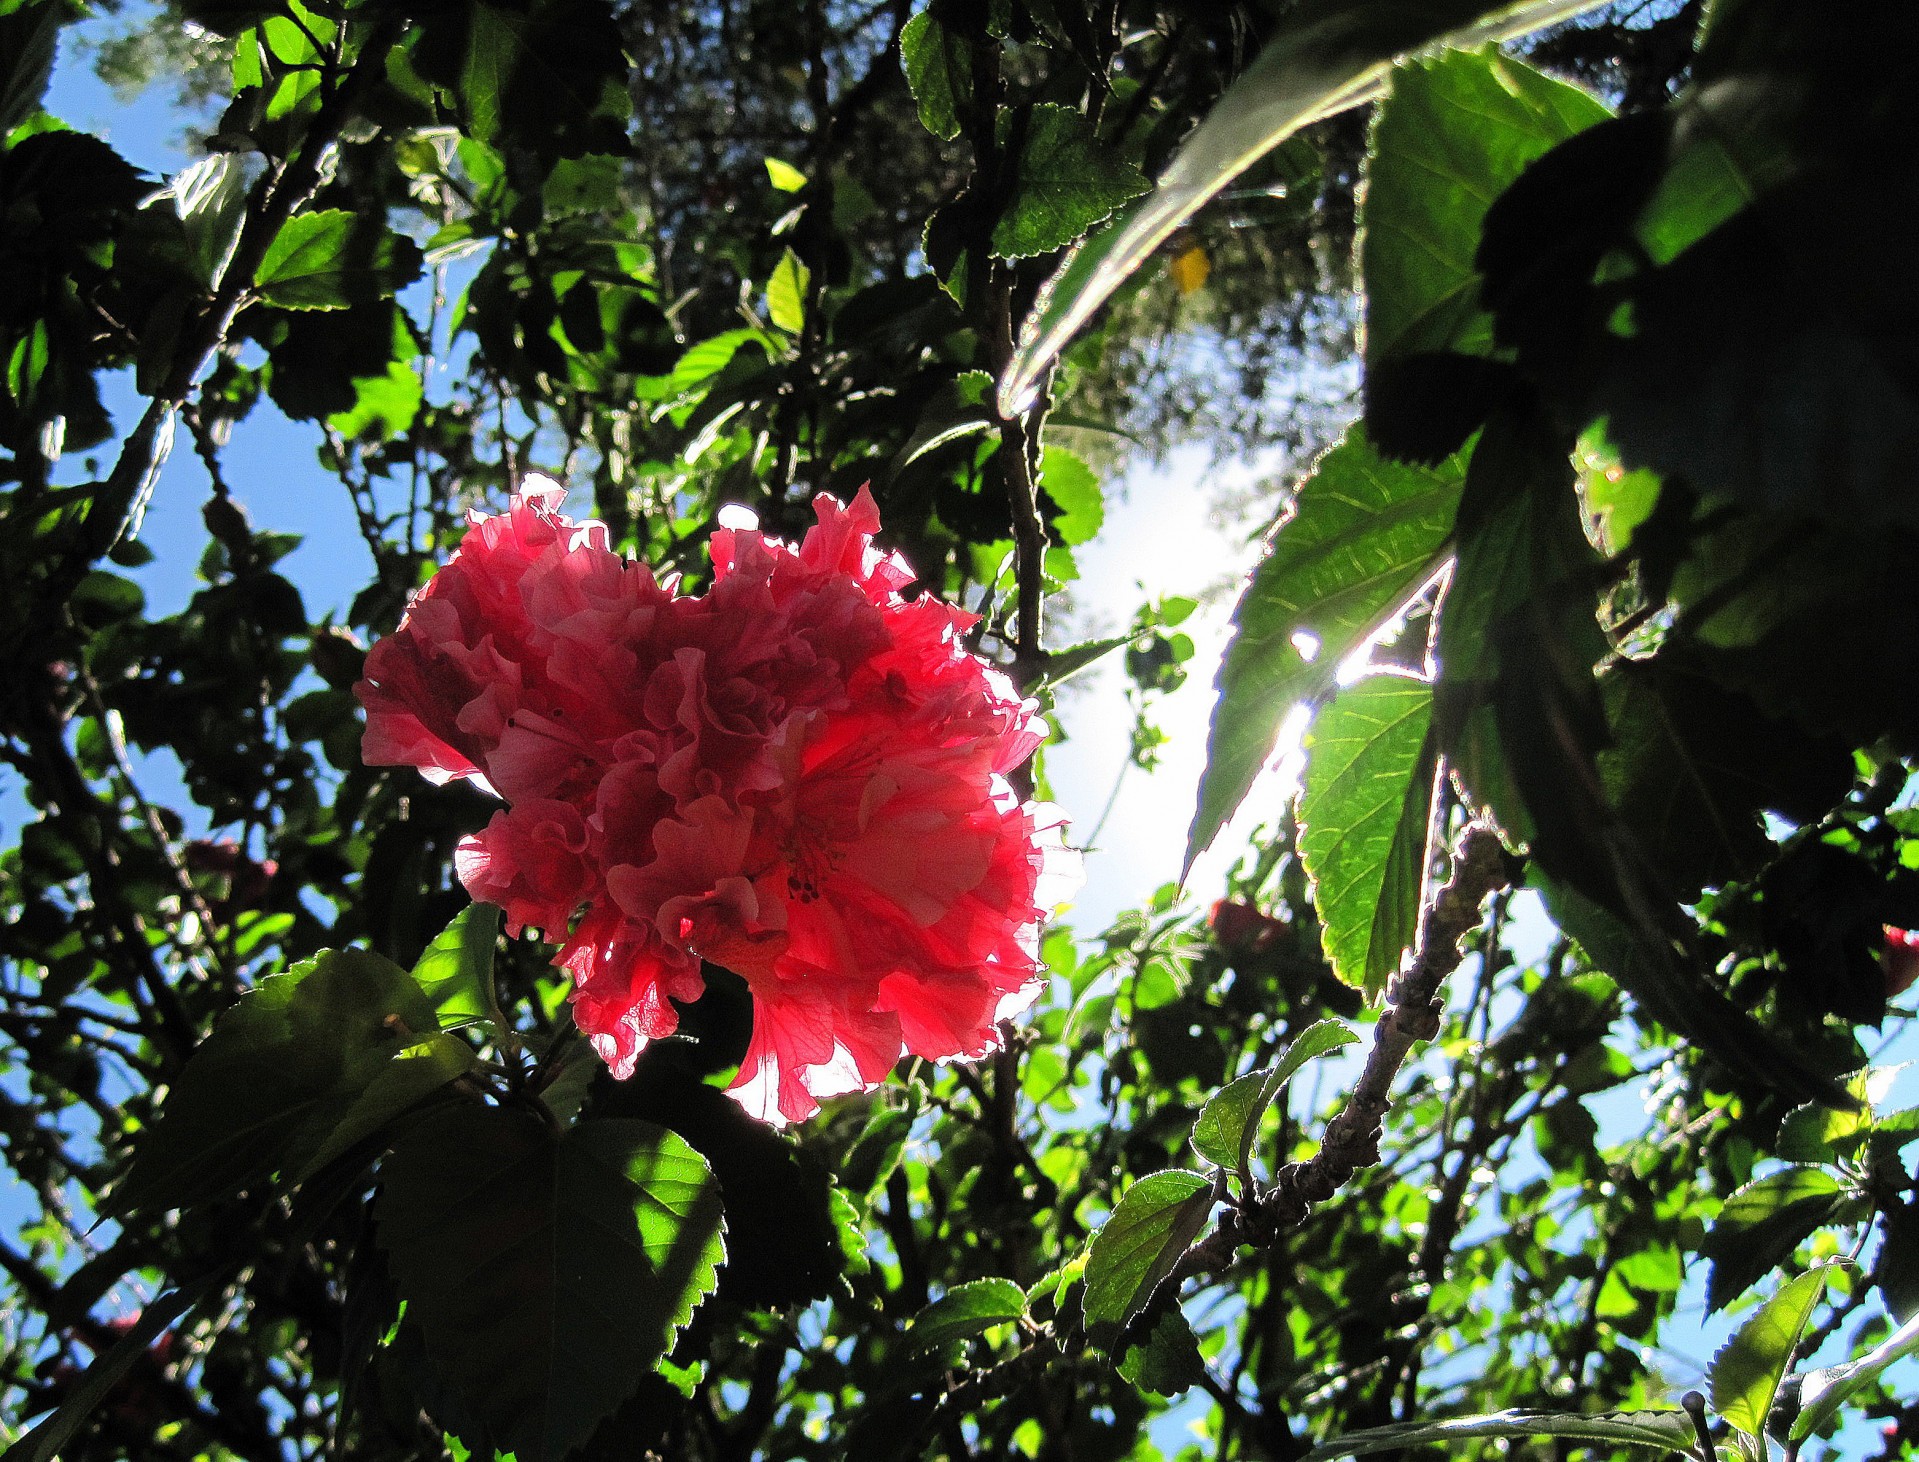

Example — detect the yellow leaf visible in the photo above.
[1169,244,1210,295]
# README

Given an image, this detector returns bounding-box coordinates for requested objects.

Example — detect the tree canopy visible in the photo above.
[3,1,1918,1460]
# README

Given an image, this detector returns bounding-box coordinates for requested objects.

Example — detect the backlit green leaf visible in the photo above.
[900,9,969,142]
[1188,426,1462,869]
[1083,1169,1214,1344]
[906,1278,1026,1353]
[1702,1169,1860,1313]
[1190,1020,1360,1172]
[1363,50,1608,368]
[255,210,423,310]
[767,248,810,335]
[410,901,504,1032]
[1710,1264,1833,1443]
[1299,674,1436,995]
[110,949,442,1217]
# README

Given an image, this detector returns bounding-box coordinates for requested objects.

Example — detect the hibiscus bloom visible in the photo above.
[357,479,1073,1123]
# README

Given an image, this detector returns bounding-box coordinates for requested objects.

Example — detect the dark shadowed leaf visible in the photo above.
[0,1,61,136]
[1,1278,222,1462]
[1083,1170,1214,1345]
[110,949,443,1216]
[1117,1307,1207,1395]
[1538,874,1854,1114]
[1597,661,1854,900]
[376,1108,724,1462]
[1299,674,1437,995]
[1188,426,1463,868]
[906,1278,1026,1353]
[406,0,632,159]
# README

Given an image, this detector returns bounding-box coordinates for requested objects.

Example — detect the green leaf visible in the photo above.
[410,902,504,1032]
[1792,1312,1919,1443]
[991,104,1148,261]
[1363,50,1609,368]
[766,247,810,335]
[1188,425,1463,869]
[1701,1169,1859,1313]
[764,157,807,191]
[998,0,1616,414]
[1710,1264,1833,1444]
[110,949,443,1217]
[1117,1307,1208,1396]
[1190,1019,1360,1172]
[667,328,769,399]
[906,1278,1027,1353]
[1039,445,1104,546]
[899,9,969,142]
[376,1108,725,1462]
[327,358,424,445]
[841,1101,913,1201]
[1299,674,1437,996]
[254,210,423,310]
[1304,1408,1700,1459]
[1082,1170,1215,1344]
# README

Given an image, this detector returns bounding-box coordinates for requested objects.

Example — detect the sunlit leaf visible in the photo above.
[906,1278,1026,1353]
[1300,674,1436,996]
[1792,1312,1919,1443]
[767,247,810,335]
[1363,50,1608,368]
[899,8,968,142]
[1701,1170,1861,1313]
[1190,1019,1360,1171]
[991,104,1148,261]
[410,902,504,1032]
[1710,1264,1833,1444]
[1189,426,1462,869]
[1082,1170,1215,1344]
[254,210,423,310]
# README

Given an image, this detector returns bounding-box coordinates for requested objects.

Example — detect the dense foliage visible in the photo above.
[3,1,1917,1459]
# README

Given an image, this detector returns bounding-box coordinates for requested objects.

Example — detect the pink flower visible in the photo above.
[357,481,1073,1123]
